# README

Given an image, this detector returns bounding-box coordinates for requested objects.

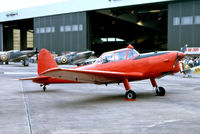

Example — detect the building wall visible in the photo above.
[168,0,200,50]
[34,12,89,55]
[0,23,3,50]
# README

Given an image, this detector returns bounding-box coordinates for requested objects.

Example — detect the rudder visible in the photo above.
[38,49,58,75]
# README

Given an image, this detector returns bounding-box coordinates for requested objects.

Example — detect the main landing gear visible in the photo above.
[150,78,166,96]
[125,90,136,100]
[155,86,166,96]
[123,78,166,101]
[40,84,47,92]
[123,78,136,101]
[21,60,29,66]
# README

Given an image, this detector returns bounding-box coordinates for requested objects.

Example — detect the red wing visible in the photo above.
[41,68,143,84]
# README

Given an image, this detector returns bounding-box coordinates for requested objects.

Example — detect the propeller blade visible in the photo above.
[181,44,188,53]
[34,48,39,61]
[173,52,180,68]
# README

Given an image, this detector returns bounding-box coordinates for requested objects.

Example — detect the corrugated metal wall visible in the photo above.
[34,12,89,55]
[168,0,200,50]
[0,23,3,50]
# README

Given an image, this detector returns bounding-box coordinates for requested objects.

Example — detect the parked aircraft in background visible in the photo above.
[0,49,38,66]
[179,45,200,77]
[20,44,185,100]
[54,50,95,66]
[180,65,200,77]
[79,58,97,65]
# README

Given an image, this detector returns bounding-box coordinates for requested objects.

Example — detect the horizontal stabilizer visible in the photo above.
[20,76,49,81]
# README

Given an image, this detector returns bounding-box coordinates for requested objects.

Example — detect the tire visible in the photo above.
[125,90,136,99]
[156,87,166,96]
[43,86,46,92]
[24,60,29,66]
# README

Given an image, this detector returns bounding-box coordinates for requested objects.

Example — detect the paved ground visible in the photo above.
[0,62,200,134]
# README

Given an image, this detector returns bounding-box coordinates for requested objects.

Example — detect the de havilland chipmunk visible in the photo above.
[0,49,38,66]
[20,44,185,100]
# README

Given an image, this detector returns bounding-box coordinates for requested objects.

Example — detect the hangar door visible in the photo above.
[90,3,168,55]
[0,23,3,50]
[2,19,33,51]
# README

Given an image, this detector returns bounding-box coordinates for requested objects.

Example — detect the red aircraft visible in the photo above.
[21,44,185,100]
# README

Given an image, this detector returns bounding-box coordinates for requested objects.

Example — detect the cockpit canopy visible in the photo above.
[95,46,139,64]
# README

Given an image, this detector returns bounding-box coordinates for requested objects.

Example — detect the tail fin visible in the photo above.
[181,44,188,53]
[38,49,58,75]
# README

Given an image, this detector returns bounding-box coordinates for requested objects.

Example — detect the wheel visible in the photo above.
[156,87,166,96]
[23,60,29,66]
[125,90,136,100]
[5,62,8,65]
[43,86,46,92]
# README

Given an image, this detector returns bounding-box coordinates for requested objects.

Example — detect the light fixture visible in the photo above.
[157,16,162,20]
[131,10,135,14]
[149,10,160,13]
[112,21,115,24]
[136,21,144,26]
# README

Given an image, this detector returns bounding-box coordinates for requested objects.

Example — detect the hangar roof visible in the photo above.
[0,0,173,22]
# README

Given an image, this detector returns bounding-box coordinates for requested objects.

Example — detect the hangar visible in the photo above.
[0,0,200,55]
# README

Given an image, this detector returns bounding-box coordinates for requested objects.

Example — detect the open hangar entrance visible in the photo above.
[90,3,168,55]
[2,19,33,51]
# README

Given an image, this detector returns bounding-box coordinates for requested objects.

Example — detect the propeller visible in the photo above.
[173,44,187,68]
[181,44,188,53]
[173,52,180,68]
[34,48,39,61]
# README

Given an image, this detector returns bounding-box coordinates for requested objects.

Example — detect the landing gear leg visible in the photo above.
[40,84,46,92]
[43,85,46,92]
[150,78,166,96]
[23,60,29,66]
[123,78,136,101]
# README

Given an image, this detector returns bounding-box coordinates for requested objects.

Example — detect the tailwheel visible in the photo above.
[155,87,166,96]
[43,85,46,92]
[125,90,136,101]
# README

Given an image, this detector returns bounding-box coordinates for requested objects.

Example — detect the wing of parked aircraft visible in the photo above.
[41,68,144,84]
[11,55,28,62]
